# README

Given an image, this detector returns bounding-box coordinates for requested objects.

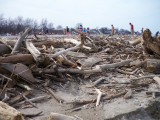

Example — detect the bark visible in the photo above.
[0,54,34,65]
[11,28,31,54]
[0,101,23,120]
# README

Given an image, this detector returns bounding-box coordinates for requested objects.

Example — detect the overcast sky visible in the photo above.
[0,0,159,33]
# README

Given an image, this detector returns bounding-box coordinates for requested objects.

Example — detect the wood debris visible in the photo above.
[0,28,160,119]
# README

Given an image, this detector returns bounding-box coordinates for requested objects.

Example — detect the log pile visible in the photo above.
[1,28,160,119]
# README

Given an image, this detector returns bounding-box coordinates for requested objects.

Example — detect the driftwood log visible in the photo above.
[33,59,131,74]
[0,101,23,120]
[25,40,45,64]
[0,54,34,65]
[48,32,86,58]
[129,37,142,46]
[48,113,82,120]
[142,29,160,55]
[11,28,31,54]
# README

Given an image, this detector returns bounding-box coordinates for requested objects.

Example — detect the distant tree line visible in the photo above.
[0,14,56,35]
[0,14,132,35]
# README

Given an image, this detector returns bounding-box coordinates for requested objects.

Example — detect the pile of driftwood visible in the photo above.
[0,28,160,120]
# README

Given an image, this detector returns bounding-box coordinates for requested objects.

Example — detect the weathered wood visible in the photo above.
[11,28,31,54]
[48,113,82,120]
[0,54,34,65]
[144,59,160,73]
[153,76,160,86]
[116,68,139,75]
[33,40,62,47]
[8,91,32,105]
[124,89,132,99]
[96,89,103,106]
[45,87,64,103]
[64,38,91,50]
[33,59,131,74]
[94,77,108,86]
[0,101,23,120]
[103,91,127,101]
[1,63,38,83]
[129,37,142,46]
[142,29,160,55]
[14,95,49,107]
[25,40,45,64]
[0,44,11,55]
[77,56,102,68]
[48,33,86,58]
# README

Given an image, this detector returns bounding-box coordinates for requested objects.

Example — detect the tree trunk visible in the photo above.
[0,54,34,65]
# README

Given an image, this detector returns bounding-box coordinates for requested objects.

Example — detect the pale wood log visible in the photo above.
[96,89,103,106]
[48,33,86,58]
[48,113,82,120]
[64,38,91,50]
[129,37,142,46]
[0,101,23,120]
[17,83,32,91]
[25,40,45,64]
[153,76,160,86]
[11,28,31,54]
[0,54,34,65]
[33,59,131,74]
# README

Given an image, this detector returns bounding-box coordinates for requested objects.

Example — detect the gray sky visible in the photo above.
[0,0,159,33]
